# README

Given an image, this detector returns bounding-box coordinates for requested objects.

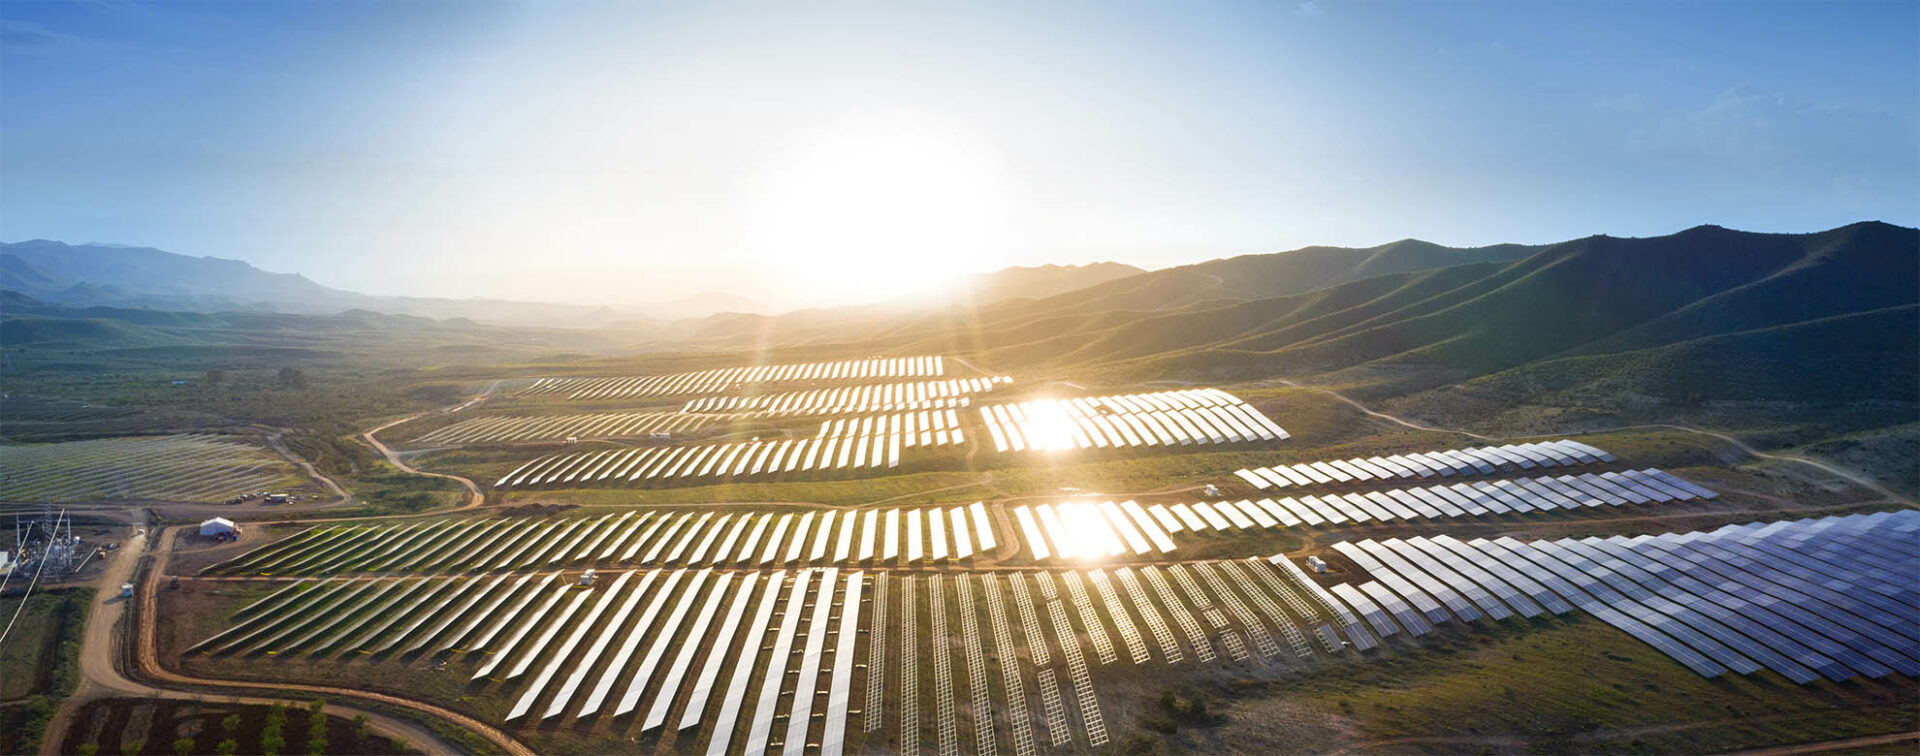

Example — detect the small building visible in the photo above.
[265,493,289,504]
[1305,555,1328,574]
[563,436,580,445]
[1203,484,1221,497]
[578,569,596,586]
[120,583,135,599]
[199,517,240,538]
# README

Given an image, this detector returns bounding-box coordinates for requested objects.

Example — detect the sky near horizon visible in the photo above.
[3,1,1915,310]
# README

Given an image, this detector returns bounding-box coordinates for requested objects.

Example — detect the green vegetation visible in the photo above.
[0,588,90,755]
[261,703,287,756]
[55,698,421,756]
[1265,618,1919,754]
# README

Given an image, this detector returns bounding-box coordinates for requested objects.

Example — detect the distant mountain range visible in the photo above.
[672,221,1918,411]
[7,223,1914,419]
[0,240,651,328]
[952,262,1146,304]
[0,240,1147,328]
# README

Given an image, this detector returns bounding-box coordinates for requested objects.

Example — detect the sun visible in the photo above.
[750,119,1010,304]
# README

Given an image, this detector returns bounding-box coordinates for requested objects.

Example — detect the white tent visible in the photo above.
[199,517,239,537]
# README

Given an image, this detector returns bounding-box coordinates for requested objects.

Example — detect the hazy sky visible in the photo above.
[4,1,1915,310]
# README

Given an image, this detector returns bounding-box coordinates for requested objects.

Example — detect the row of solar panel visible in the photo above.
[518,356,947,400]
[1010,501,1181,561]
[681,376,1011,417]
[1234,439,1616,490]
[202,505,1003,576]
[980,389,1288,453]
[1250,468,1717,526]
[199,567,865,753]
[411,410,715,445]
[1317,511,1918,682]
[192,558,1350,753]
[492,411,965,488]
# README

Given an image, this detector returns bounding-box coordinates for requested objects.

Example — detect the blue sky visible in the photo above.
[3,1,1915,308]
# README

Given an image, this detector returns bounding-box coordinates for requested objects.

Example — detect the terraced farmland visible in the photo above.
[0,434,309,503]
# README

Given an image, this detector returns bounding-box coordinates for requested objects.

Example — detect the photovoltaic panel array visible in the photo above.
[0,433,307,504]
[411,411,717,445]
[201,505,1007,576]
[1312,511,1919,682]
[1234,439,1614,490]
[191,558,1369,752]
[682,376,1011,418]
[980,389,1287,453]
[492,410,963,488]
[518,356,946,400]
[1253,468,1717,526]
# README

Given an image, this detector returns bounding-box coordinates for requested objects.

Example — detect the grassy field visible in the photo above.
[0,588,89,701]
[1228,618,1919,754]
[0,587,92,755]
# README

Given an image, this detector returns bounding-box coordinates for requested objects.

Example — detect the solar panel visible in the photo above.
[699,572,782,746]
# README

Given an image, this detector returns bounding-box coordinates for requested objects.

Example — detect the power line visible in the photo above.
[0,507,64,651]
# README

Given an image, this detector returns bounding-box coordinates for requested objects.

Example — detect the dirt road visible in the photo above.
[266,432,351,504]
[41,512,458,755]
[360,380,503,513]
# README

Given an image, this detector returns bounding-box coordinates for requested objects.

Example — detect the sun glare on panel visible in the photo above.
[1026,399,1079,451]
[750,120,1010,304]
[1059,501,1114,563]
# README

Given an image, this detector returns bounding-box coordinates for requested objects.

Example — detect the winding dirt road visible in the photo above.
[40,512,480,756]
[42,381,530,755]
[360,381,503,513]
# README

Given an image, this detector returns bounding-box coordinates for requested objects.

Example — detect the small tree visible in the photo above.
[352,714,370,741]
[306,699,328,755]
[173,737,196,756]
[220,715,241,736]
[77,744,99,756]
[261,704,287,756]
[277,367,307,389]
[307,719,328,754]
[216,741,238,756]
[121,738,145,756]
[205,369,225,385]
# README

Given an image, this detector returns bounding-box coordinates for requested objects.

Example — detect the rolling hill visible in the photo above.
[660,222,1917,420]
